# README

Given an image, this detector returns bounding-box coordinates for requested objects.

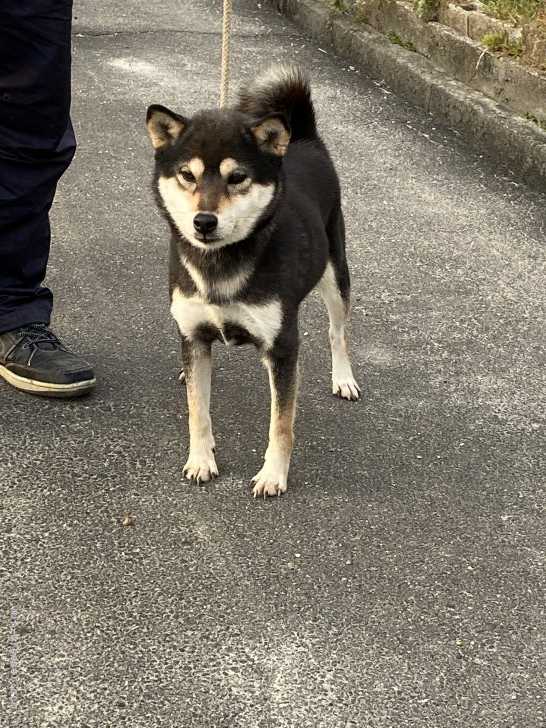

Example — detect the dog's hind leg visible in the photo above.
[319,211,360,401]
[181,338,218,484]
[318,262,360,401]
[251,348,299,498]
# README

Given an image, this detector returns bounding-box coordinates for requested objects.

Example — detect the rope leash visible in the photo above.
[220,0,233,108]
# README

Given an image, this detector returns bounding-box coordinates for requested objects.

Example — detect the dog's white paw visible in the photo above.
[251,464,288,499]
[183,451,218,485]
[333,376,361,402]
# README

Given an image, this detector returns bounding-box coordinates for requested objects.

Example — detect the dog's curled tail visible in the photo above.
[235,63,317,142]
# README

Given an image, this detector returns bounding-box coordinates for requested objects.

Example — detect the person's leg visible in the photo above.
[0,1,95,397]
[0,1,75,333]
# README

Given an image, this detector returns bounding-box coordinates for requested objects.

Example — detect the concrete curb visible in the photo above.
[345,0,546,124]
[272,0,546,193]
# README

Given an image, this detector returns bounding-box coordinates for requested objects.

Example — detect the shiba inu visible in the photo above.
[146,63,360,497]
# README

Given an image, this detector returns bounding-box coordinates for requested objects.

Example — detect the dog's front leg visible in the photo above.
[181,337,218,484]
[252,348,299,498]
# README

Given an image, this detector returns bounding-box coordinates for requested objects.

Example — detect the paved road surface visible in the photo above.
[2,0,545,726]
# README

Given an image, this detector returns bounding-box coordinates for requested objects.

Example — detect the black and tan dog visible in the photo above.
[146,64,360,497]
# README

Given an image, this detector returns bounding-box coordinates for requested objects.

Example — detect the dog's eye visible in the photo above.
[228,172,248,185]
[180,170,196,183]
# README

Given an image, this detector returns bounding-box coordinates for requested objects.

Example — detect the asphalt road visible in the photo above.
[2,1,545,726]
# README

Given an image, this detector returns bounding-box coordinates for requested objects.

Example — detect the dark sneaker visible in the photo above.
[0,324,96,398]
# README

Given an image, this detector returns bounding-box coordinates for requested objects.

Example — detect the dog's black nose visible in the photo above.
[193,213,218,236]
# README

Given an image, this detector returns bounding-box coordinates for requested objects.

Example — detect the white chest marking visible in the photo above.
[171,287,283,349]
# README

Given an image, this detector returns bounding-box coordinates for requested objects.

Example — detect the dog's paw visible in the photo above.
[178,368,186,384]
[333,376,361,401]
[183,451,218,485]
[251,465,288,499]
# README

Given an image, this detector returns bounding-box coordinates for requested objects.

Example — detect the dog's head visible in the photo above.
[146,105,290,251]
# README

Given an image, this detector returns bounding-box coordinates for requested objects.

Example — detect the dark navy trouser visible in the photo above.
[0,1,75,333]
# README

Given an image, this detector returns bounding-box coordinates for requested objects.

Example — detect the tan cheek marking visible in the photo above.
[216,194,234,215]
[176,186,199,213]
[158,176,198,212]
[216,181,253,217]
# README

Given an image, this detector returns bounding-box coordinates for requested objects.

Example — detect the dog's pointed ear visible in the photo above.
[146,105,187,149]
[250,113,291,156]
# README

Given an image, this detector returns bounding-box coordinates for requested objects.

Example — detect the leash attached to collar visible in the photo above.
[220,0,233,108]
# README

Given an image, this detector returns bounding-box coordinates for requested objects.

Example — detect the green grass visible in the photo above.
[327,0,545,25]
[327,0,351,13]
[386,30,417,49]
[524,113,546,131]
[413,0,441,21]
[482,30,524,54]
[481,0,544,24]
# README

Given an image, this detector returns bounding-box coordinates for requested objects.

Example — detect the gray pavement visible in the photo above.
[2,0,545,726]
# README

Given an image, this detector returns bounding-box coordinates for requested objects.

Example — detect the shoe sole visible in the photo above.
[0,365,96,398]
